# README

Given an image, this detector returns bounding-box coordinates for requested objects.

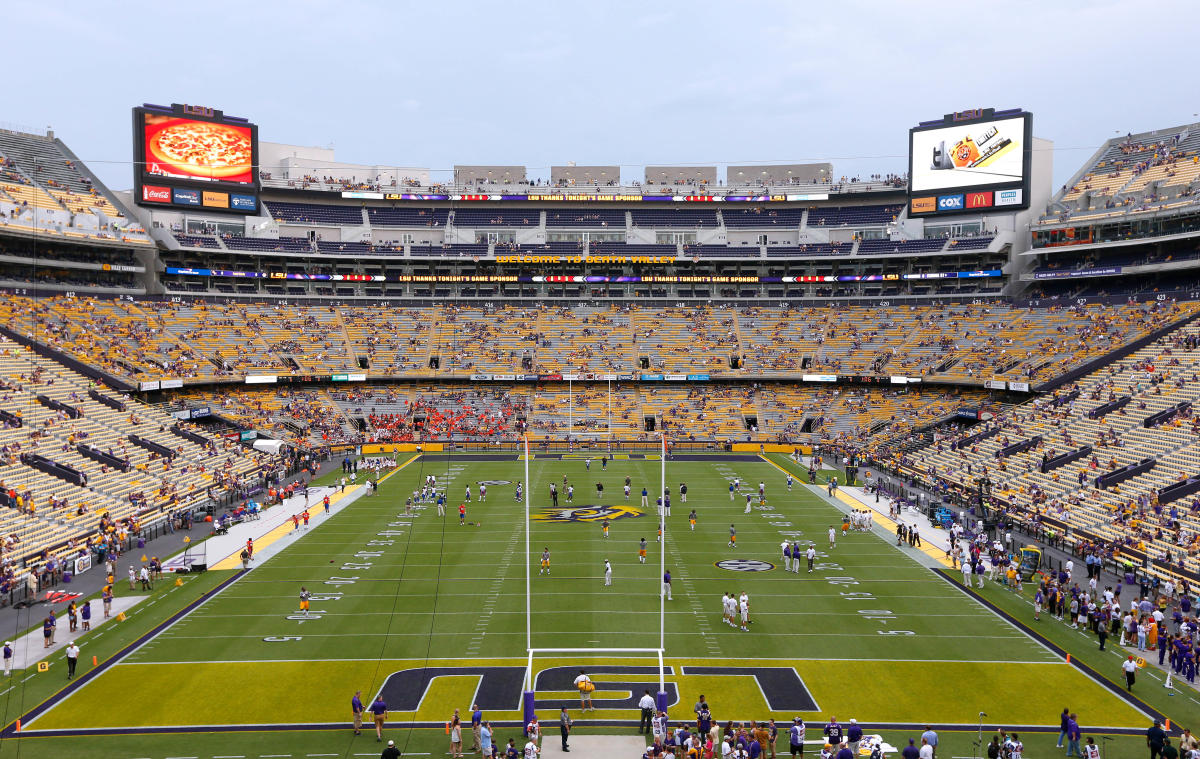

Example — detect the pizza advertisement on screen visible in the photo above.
[908,109,1032,214]
[142,113,254,184]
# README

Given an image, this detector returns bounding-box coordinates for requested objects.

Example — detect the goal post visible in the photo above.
[520,434,671,730]
[522,647,669,730]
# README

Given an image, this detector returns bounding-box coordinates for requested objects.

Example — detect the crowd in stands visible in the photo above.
[1,297,1187,391]
[887,318,1200,578]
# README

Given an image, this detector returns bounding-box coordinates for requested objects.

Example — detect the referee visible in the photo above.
[638,690,655,734]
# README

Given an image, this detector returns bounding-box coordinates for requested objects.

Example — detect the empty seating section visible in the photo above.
[534,306,634,374]
[433,305,539,373]
[632,306,736,373]
[758,385,977,443]
[265,201,364,226]
[896,321,1200,575]
[410,243,488,257]
[722,207,806,228]
[946,236,995,251]
[629,209,718,228]
[173,234,222,249]
[367,207,448,227]
[0,341,265,571]
[223,236,312,252]
[0,181,61,210]
[545,209,627,228]
[452,208,540,227]
[806,205,901,226]
[1,297,1191,387]
[857,238,946,255]
[316,240,371,254]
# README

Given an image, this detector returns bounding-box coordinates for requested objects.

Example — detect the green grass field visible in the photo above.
[0,452,1167,758]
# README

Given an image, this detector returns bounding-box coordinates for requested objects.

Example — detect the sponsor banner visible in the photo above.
[1033,266,1122,279]
[965,190,993,209]
[909,196,935,214]
[665,374,686,381]
[561,374,580,381]
[230,193,257,211]
[138,380,160,391]
[172,188,201,206]
[384,193,450,201]
[640,374,664,381]
[469,373,494,381]
[802,374,837,382]
[73,554,93,576]
[239,430,257,441]
[102,264,143,273]
[171,409,190,420]
[686,374,710,381]
[984,379,1007,390]
[331,373,367,382]
[159,378,184,389]
[600,374,618,381]
[538,374,563,381]
[617,374,637,381]
[994,188,1023,206]
[342,191,384,200]
[1009,381,1031,392]
[493,374,517,381]
[890,376,910,384]
[141,185,171,203]
[190,406,211,418]
[202,190,229,208]
[244,375,278,384]
[936,193,965,211]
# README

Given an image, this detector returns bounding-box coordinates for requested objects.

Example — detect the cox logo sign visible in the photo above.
[936,194,964,210]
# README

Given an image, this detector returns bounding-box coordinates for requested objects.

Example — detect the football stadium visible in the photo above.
[1,4,1200,759]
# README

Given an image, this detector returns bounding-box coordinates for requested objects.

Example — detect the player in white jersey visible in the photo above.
[567,485,574,503]
[738,595,749,631]
[758,482,765,498]
[781,541,792,572]
[624,484,631,500]
[828,525,836,548]
[786,474,793,491]
[744,493,753,514]
[733,477,741,493]
[479,483,487,501]
[603,559,612,586]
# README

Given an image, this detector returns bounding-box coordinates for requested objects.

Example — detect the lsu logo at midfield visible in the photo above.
[531,505,644,523]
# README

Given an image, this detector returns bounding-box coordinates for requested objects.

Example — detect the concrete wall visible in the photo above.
[727,163,832,186]
[261,142,429,186]
[454,165,527,185]
[550,166,621,186]
[645,166,717,186]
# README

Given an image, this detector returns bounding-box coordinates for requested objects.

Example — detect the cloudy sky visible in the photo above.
[5,1,1196,191]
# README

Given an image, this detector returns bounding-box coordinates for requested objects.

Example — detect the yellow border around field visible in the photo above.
[758,454,953,568]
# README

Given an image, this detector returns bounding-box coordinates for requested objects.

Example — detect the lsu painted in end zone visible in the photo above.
[24,657,1150,731]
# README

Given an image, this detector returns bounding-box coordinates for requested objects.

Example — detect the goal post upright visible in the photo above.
[523,434,533,730]
[658,433,668,714]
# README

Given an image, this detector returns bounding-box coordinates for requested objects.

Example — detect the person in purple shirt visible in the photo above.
[823,718,843,747]
[835,743,854,759]
[901,738,920,759]
[846,720,863,754]
[351,690,364,735]
[748,736,761,759]
[1065,713,1081,757]
[369,695,388,742]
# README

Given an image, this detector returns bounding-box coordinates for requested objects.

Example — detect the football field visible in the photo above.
[0,452,1160,757]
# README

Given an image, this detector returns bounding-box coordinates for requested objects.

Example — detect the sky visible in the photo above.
[5,1,1198,192]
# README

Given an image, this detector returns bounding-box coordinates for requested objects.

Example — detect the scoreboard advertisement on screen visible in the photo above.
[133,103,260,214]
[908,108,1032,216]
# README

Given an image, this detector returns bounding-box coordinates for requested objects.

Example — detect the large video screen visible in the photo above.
[910,114,1029,193]
[134,104,259,214]
[142,113,254,184]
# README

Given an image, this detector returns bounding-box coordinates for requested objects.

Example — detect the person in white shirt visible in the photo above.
[919,737,933,759]
[781,541,792,572]
[603,560,612,587]
[637,690,656,733]
[573,670,594,712]
[828,526,836,549]
[806,545,817,573]
[738,594,749,632]
[721,737,734,759]
[652,711,666,743]
[526,717,540,745]
[523,740,539,759]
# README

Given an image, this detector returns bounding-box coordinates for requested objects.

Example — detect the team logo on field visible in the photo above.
[715,559,775,572]
[477,480,512,486]
[531,505,644,523]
